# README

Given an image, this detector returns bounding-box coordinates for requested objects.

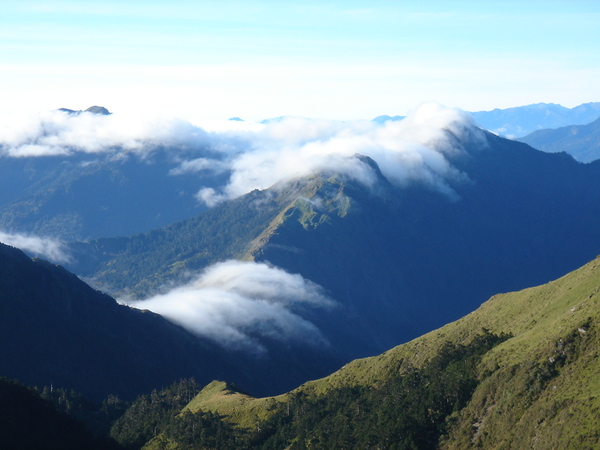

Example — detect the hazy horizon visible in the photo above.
[1,1,599,122]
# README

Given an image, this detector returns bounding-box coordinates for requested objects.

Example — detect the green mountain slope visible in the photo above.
[165,255,600,449]
[68,185,296,297]
[69,171,356,299]
[518,116,600,162]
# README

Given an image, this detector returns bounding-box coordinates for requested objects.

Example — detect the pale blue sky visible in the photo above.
[1,0,599,121]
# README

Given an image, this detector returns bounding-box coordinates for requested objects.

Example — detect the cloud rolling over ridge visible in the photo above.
[0,231,71,263]
[199,103,483,203]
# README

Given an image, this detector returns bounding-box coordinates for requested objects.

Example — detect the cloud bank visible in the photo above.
[201,103,484,203]
[0,108,252,158]
[0,103,485,203]
[0,231,71,263]
[124,260,335,355]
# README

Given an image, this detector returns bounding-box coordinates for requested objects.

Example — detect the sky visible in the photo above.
[1,0,599,122]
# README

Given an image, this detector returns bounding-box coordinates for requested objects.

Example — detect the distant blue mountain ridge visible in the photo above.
[371,102,600,139]
[469,102,600,138]
[228,102,600,140]
[518,116,600,163]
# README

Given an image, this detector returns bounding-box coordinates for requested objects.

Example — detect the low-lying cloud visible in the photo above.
[123,260,335,355]
[0,231,71,263]
[0,103,486,204]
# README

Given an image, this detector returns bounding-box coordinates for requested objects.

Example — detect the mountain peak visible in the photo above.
[58,106,111,115]
[84,105,111,115]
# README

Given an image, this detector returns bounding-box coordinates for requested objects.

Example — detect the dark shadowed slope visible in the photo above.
[0,242,246,401]
[0,243,342,401]
[0,378,120,449]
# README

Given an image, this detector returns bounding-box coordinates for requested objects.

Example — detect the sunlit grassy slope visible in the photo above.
[164,255,600,449]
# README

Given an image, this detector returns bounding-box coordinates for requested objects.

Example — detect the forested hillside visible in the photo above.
[140,255,600,449]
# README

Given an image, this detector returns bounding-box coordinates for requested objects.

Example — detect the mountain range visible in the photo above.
[4,240,600,448]
[3,102,600,447]
[469,102,600,138]
[62,124,600,383]
[1,102,599,246]
[3,104,600,391]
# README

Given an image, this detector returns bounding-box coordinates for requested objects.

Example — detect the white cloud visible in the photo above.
[0,108,219,158]
[195,187,230,208]
[168,157,229,176]
[124,260,335,355]
[0,231,71,263]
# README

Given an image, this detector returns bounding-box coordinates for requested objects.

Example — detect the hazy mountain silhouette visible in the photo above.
[469,102,600,137]
[372,102,600,137]
[0,150,222,240]
[58,105,111,115]
[519,116,600,162]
